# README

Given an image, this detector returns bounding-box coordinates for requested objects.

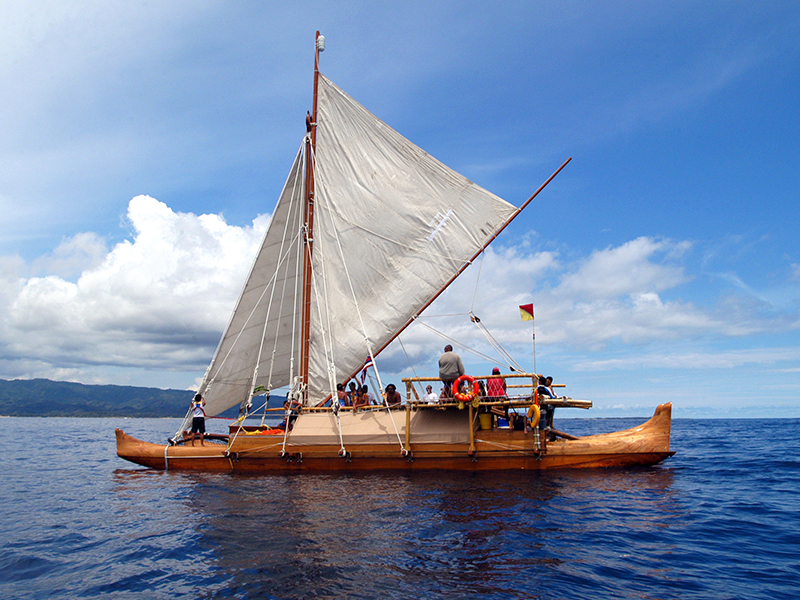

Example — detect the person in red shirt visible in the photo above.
[486,367,506,398]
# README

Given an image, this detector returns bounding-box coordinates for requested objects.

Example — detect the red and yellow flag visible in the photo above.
[519,304,534,321]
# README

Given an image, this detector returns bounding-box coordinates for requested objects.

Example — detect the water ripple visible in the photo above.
[1,417,799,599]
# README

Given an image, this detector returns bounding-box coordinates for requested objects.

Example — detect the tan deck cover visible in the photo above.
[287,408,470,446]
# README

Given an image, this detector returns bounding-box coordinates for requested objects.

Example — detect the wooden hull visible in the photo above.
[116,403,674,472]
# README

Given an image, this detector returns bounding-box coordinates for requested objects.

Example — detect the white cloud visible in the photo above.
[1,196,268,377]
[791,264,800,282]
[556,237,690,300]
[0,194,797,413]
[32,232,108,279]
[575,346,800,372]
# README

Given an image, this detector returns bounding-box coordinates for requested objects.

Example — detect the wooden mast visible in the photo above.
[300,32,323,401]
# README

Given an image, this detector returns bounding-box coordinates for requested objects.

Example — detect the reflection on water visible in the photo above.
[4,418,799,600]
[122,466,680,599]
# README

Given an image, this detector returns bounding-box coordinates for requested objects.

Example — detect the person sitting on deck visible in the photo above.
[438,344,464,398]
[508,410,526,431]
[189,393,206,446]
[537,375,556,399]
[337,383,349,407]
[363,385,376,405]
[347,381,358,405]
[384,384,403,407]
[421,384,439,403]
[353,386,370,412]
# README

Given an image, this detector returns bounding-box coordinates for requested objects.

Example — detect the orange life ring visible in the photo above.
[452,375,480,403]
[527,404,541,429]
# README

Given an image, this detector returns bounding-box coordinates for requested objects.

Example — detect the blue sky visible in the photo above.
[1,1,799,417]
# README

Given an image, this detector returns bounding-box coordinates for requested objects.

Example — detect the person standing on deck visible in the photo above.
[538,376,557,441]
[438,344,464,398]
[486,367,507,397]
[487,366,509,424]
[189,393,206,446]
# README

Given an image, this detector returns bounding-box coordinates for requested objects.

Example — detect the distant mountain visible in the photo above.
[0,378,287,418]
[0,378,197,417]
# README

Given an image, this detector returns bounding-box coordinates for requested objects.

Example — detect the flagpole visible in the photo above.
[532,312,536,374]
[519,303,536,374]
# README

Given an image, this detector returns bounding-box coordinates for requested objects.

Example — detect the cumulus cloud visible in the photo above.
[1,196,268,379]
[0,198,794,389]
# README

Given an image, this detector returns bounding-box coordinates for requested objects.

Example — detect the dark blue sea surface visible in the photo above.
[1,416,798,599]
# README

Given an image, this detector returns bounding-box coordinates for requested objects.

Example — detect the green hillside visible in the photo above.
[0,378,195,417]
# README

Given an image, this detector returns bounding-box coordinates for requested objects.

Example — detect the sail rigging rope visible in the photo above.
[398,338,426,399]
[469,312,525,373]
[308,235,347,455]
[315,164,405,453]
[412,317,508,370]
[469,251,486,313]
[306,142,348,454]
[262,150,306,395]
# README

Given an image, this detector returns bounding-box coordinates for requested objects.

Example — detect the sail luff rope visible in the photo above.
[289,160,306,395]
[306,202,347,455]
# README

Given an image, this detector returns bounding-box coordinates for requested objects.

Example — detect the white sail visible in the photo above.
[200,73,516,415]
[200,147,305,416]
[308,75,516,400]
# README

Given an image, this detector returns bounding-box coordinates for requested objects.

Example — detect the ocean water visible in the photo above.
[1,416,798,599]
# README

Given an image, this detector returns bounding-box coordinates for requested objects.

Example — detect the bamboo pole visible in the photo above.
[468,403,475,454]
[404,403,412,454]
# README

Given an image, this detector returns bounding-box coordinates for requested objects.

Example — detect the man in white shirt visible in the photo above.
[421,385,439,404]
